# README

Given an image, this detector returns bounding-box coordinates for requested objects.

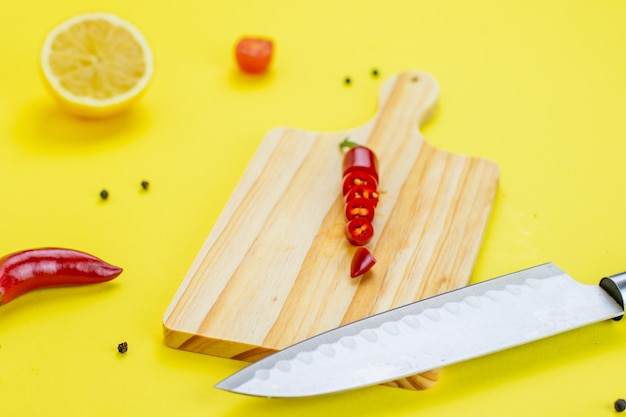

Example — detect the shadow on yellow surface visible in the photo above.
[12,99,151,155]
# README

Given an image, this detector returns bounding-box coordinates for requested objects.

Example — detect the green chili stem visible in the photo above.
[339,137,360,152]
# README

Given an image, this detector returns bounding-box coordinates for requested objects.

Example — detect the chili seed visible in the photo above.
[140,180,150,190]
[615,399,626,412]
[100,189,109,200]
[117,342,128,354]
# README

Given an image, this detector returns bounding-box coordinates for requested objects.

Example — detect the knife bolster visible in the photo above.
[600,272,626,321]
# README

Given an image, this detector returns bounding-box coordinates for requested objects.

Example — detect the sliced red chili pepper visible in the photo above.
[342,171,378,196]
[345,197,375,222]
[350,247,377,278]
[0,248,123,305]
[345,184,379,207]
[345,218,374,246]
[343,145,378,181]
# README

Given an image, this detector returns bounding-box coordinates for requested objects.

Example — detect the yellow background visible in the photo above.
[2,0,626,415]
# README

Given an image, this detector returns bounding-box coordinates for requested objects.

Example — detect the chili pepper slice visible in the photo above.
[342,144,378,182]
[345,218,374,246]
[342,171,378,196]
[0,248,123,305]
[345,184,379,207]
[345,197,375,222]
[350,247,376,278]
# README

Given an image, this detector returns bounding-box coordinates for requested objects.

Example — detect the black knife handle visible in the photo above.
[600,272,626,321]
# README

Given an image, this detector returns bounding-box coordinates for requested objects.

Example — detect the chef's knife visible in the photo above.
[215,263,626,397]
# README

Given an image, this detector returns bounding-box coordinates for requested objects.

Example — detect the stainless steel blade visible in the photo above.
[215,263,625,397]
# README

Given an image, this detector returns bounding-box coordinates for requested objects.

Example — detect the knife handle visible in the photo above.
[600,272,626,320]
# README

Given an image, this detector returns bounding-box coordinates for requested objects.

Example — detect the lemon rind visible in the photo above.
[40,12,154,110]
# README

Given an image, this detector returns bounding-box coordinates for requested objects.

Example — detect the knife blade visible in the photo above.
[215,262,626,398]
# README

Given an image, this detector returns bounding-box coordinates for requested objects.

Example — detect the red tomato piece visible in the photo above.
[350,247,376,278]
[345,185,379,207]
[345,218,374,246]
[235,37,274,74]
[345,197,375,222]
[342,171,378,196]
[343,146,378,181]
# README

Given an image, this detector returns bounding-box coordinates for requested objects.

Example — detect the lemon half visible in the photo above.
[40,13,154,118]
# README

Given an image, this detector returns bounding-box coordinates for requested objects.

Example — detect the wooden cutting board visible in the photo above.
[163,70,500,390]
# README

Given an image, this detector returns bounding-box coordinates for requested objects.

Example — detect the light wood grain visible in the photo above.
[163,71,500,390]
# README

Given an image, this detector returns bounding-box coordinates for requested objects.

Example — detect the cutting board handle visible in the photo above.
[372,71,440,138]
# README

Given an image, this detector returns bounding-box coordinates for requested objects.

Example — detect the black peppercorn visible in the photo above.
[100,189,109,200]
[371,68,379,77]
[344,76,351,85]
[140,180,150,190]
[117,341,128,354]
[615,399,626,412]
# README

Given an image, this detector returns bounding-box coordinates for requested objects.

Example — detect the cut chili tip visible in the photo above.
[350,247,376,278]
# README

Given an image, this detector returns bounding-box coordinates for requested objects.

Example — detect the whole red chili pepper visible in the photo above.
[0,248,123,305]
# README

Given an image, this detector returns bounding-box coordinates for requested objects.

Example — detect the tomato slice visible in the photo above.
[345,197,375,222]
[343,146,378,181]
[345,218,374,246]
[345,185,379,207]
[235,37,274,74]
[342,171,378,196]
[350,247,376,278]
